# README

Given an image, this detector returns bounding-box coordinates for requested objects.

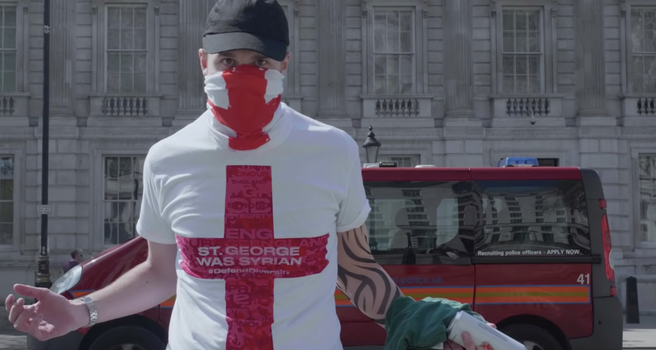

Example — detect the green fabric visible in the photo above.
[383,296,486,350]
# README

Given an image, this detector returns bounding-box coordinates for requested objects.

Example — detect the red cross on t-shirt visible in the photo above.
[176,165,330,350]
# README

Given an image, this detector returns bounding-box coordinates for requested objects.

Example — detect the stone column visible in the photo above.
[574,0,608,119]
[443,0,474,119]
[178,1,212,116]
[316,0,347,118]
[50,0,76,114]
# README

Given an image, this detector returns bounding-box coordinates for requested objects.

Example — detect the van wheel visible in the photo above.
[87,325,166,350]
[501,324,563,350]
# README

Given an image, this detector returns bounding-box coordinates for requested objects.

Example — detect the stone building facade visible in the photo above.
[0,0,655,311]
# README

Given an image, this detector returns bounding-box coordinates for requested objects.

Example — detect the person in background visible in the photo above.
[62,249,83,273]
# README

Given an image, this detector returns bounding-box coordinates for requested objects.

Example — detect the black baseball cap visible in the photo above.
[203,0,290,61]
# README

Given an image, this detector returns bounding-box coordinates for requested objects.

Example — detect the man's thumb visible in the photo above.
[14,284,50,299]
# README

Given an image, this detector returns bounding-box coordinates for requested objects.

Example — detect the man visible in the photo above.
[62,249,83,273]
[5,1,487,349]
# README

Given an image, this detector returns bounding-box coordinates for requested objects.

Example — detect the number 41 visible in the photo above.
[577,273,590,285]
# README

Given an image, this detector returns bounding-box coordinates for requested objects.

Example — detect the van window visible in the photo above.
[365,181,471,265]
[473,179,591,257]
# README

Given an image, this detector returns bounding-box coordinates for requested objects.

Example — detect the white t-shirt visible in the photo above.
[136,103,371,350]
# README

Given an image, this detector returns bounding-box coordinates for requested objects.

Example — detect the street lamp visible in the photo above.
[362,125,381,164]
[36,0,52,289]
[361,126,381,253]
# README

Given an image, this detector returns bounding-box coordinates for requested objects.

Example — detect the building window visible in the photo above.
[105,5,148,93]
[639,154,656,242]
[630,7,656,93]
[0,156,13,245]
[103,155,145,245]
[372,7,415,95]
[279,4,294,93]
[280,4,289,92]
[537,158,559,166]
[501,8,544,93]
[361,1,430,117]
[0,5,16,92]
[379,155,420,167]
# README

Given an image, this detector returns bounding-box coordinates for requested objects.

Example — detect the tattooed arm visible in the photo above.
[336,224,489,350]
[333,141,484,349]
[336,224,403,326]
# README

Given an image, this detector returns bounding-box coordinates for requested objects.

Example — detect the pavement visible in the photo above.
[0,331,26,350]
[623,315,656,349]
[0,316,651,350]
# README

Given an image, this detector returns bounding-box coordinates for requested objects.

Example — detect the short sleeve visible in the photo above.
[336,139,372,232]
[136,151,176,245]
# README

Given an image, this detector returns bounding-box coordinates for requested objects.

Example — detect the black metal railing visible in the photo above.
[637,97,656,115]
[506,98,550,117]
[101,96,148,116]
[375,98,420,117]
[0,96,15,116]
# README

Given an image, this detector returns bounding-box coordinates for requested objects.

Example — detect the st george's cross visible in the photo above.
[175,165,330,350]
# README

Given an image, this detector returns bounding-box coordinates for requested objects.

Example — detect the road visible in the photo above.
[0,333,26,350]
[0,331,653,350]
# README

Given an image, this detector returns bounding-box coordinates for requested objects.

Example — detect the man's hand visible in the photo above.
[444,332,487,350]
[6,284,89,341]
[443,324,497,350]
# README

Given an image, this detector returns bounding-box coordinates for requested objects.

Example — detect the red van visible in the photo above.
[29,162,622,350]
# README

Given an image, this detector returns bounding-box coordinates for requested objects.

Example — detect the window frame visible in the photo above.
[537,158,560,167]
[91,0,161,94]
[633,150,656,247]
[498,7,546,94]
[0,3,19,93]
[621,1,656,94]
[101,154,146,247]
[378,154,421,167]
[490,0,558,95]
[104,4,150,94]
[90,146,150,251]
[0,147,23,252]
[362,0,428,96]
[371,7,417,95]
[0,1,28,93]
[277,1,299,97]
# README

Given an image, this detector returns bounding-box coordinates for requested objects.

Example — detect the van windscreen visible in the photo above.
[364,181,472,265]
[473,179,591,257]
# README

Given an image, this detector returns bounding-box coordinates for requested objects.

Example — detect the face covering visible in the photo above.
[204,65,285,151]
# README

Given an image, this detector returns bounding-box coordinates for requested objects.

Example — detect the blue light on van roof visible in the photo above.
[496,157,539,167]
